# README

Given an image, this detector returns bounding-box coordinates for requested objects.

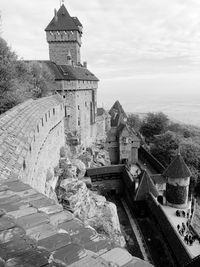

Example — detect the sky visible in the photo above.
[1,0,200,119]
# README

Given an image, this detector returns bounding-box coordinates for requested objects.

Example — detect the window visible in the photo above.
[53,108,55,115]
[78,105,80,110]
[48,111,50,118]
[78,117,81,126]
[45,114,47,122]
[37,125,39,133]
[41,118,44,126]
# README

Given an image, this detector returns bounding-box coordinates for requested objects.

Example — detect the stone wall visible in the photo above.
[191,197,200,237]
[48,42,80,65]
[63,88,97,147]
[0,95,65,197]
[166,177,190,209]
[47,31,81,65]
[96,113,111,143]
[63,80,98,90]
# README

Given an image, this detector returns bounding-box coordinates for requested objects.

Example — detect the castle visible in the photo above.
[0,3,199,266]
[44,4,99,147]
[43,4,193,212]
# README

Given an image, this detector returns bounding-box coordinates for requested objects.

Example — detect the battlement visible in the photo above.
[46,30,81,45]
[0,94,65,195]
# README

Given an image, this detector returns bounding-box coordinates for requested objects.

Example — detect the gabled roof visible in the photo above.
[163,154,191,179]
[116,123,140,142]
[41,61,99,81]
[109,101,127,127]
[58,65,99,81]
[135,171,159,201]
[109,100,127,118]
[45,4,81,32]
[72,17,82,27]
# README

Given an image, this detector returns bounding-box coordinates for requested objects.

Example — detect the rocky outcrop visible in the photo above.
[78,145,111,168]
[55,146,125,247]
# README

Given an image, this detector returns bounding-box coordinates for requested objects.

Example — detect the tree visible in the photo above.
[127,113,141,131]
[180,140,200,170]
[140,112,169,140]
[0,36,57,114]
[24,61,57,98]
[0,37,17,95]
[150,131,179,167]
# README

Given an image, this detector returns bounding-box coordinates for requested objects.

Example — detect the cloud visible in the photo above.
[1,0,200,77]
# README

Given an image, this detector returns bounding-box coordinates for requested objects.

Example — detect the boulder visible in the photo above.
[58,177,125,246]
[71,159,86,178]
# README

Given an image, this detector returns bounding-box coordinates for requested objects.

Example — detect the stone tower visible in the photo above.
[45,4,82,65]
[163,153,191,209]
[45,4,99,147]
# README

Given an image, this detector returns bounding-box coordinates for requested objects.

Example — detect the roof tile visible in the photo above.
[163,154,191,179]
[45,4,80,32]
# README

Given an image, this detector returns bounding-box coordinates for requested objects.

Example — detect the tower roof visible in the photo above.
[45,4,81,32]
[135,170,159,201]
[109,100,127,127]
[163,154,191,179]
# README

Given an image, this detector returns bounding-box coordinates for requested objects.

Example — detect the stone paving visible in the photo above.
[0,176,153,266]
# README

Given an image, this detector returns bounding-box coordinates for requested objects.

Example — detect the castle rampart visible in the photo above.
[0,94,65,196]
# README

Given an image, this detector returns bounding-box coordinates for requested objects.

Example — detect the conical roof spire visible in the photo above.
[163,153,191,179]
[135,170,159,201]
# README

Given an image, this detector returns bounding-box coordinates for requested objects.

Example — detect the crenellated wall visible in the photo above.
[46,31,81,65]
[0,95,65,196]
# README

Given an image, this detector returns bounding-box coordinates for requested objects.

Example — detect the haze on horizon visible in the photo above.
[1,0,200,117]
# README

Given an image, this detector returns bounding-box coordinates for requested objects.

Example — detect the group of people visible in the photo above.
[177,223,196,246]
[176,209,190,219]
[176,209,199,247]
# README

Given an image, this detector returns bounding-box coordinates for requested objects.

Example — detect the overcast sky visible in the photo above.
[1,0,200,112]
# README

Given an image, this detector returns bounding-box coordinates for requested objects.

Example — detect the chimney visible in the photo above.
[83,61,87,68]
[54,9,58,22]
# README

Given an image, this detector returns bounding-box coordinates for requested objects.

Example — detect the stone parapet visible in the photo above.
[0,95,65,196]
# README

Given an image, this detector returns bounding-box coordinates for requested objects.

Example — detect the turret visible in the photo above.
[45,4,82,65]
[163,153,191,209]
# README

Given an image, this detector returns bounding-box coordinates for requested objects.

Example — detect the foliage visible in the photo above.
[0,37,17,96]
[0,36,56,114]
[127,113,142,131]
[140,111,200,191]
[150,131,179,167]
[140,112,169,141]
[180,140,200,170]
